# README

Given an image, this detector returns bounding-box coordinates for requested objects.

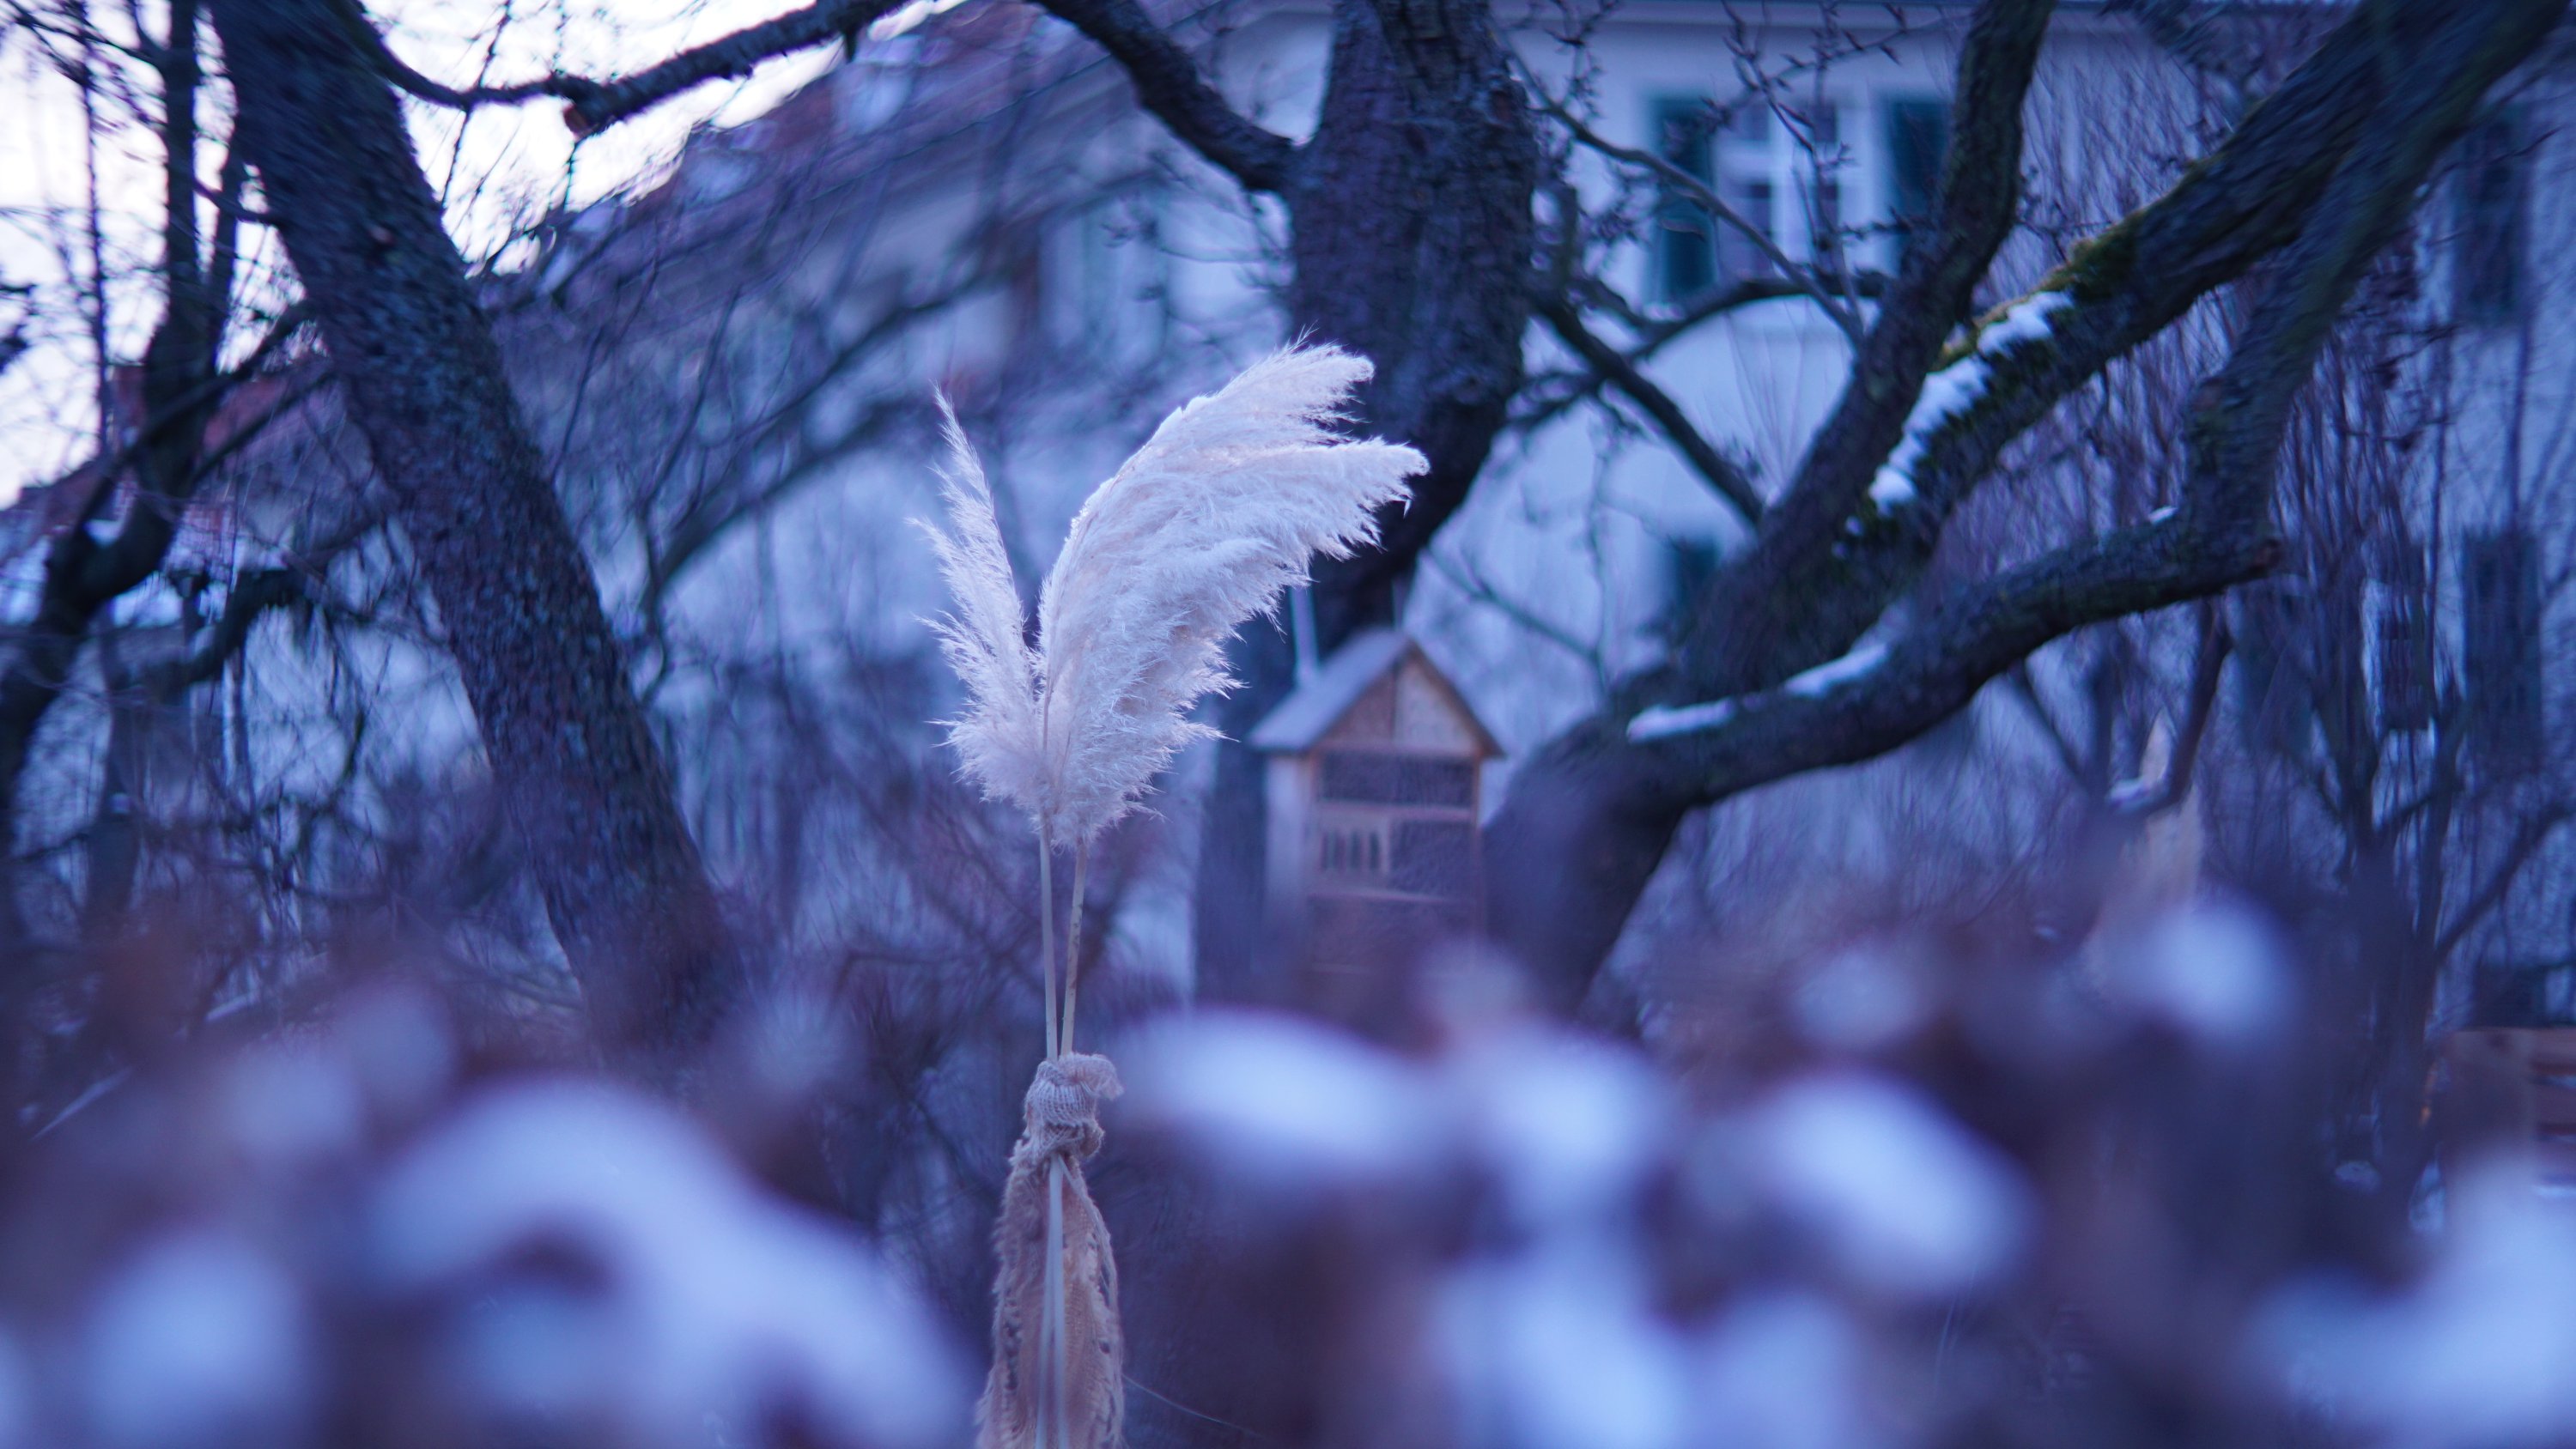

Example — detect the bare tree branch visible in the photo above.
[142,568,303,698]
[2114,603,2232,817]
[1536,299,1763,524]
[1656,0,2565,733]
[2436,803,2576,958]
[1671,0,2057,696]
[216,0,744,1075]
[1650,0,2538,803]
[1649,514,2268,798]
[1546,100,1863,343]
[0,0,260,969]
[359,0,907,136]
[1032,0,1298,192]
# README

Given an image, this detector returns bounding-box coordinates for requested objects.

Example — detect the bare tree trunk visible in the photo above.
[209,0,738,1075]
[1194,0,1538,997]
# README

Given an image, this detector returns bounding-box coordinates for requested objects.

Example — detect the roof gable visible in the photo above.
[1249,628,1499,756]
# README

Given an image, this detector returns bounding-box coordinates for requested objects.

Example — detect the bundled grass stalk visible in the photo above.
[1062,843,1088,1054]
[1041,841,1059,1058]
[925,346,1423,1449]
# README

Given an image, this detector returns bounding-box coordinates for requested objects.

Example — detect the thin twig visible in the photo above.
[1537,298,1762,523]
[1125,1374,1281,1443]
[1537,91,1862,343]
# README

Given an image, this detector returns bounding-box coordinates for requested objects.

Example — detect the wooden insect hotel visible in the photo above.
[1250,628,1501,991]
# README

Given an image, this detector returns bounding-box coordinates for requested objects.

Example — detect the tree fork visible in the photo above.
[1483,0,2569,1015]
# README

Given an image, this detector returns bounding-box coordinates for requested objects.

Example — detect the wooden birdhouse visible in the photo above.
[1249,629,1501,987]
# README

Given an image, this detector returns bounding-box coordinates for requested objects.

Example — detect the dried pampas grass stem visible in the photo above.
[927,346,1425,1449]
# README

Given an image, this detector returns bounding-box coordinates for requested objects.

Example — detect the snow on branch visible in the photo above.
[1867,291,2072,508]
[1627,696,1737,743]
[1783,640,1892,697]
[1627,640,1892,743]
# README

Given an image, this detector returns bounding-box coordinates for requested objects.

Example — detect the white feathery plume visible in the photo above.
[920,399,1048,824]
[1032,344,1422,844]
[927,347,1422,845]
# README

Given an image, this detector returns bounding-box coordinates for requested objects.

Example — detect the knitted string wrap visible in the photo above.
[1018,1053,1121,1163]
[976,1053,1125,1449]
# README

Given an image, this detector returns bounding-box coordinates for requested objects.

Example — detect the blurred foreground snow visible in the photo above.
[8,900,2576,1449]
[17,987,969,1449]
[1115,910,2576,1449]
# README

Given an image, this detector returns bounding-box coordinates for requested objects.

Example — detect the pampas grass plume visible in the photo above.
[926,345,1424,844]
[921,400,1049,824]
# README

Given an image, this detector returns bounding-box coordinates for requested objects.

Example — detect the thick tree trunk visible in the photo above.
[1484,726,1694,1016]
[210,0,737,1074]
[1194,0,1537,997]
[1285,0,1540,601]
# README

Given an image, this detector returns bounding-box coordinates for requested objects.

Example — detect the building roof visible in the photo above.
[1249,627,1498,755]
[0,361,329,577]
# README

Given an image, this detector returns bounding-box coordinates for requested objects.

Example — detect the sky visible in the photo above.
[0,0,856,505]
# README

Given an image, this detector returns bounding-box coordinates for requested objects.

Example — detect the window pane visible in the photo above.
[2375,596,2435,734]
[1716,178,1775,285]
[1652,98,1716,301]
[2368,541,2434,733]
[2465,528,2543,773]
[2473,958,2574,1028]
[2455,115,2527,327]
[1883,97,1949,267]
[1660,537,1721,645]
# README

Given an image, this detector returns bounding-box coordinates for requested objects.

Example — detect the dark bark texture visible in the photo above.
[210,0,738,1074]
